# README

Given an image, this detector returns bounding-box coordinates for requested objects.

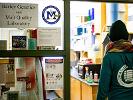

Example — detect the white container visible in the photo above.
[94,73,98,82]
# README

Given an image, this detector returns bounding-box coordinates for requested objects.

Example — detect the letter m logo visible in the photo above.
[47,11,56,19]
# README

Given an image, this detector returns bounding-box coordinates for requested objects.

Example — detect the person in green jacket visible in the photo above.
[97,20,133,100]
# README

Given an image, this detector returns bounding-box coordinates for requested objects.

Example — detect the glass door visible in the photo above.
[0,0,70,100]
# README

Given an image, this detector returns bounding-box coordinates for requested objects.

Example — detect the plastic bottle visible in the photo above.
[85,67,89,81]
[86,71,93,83]
[89,71,93,80]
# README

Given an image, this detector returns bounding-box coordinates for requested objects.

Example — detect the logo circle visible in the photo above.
[117,65,133,88]
[42,5,61,24]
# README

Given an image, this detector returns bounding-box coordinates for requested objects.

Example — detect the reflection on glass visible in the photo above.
[0,57,64,100]
[70,1,133,64]
[0,0,64,50]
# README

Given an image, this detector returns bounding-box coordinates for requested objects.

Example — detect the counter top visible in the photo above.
[71,67,99,86]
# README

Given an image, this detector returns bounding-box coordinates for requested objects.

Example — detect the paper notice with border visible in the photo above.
[37,27,61,47]
[44,57,64,90]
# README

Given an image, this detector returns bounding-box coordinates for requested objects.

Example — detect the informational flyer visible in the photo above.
[5,64,15,87]
[44,57,63,90]
[37,27,61,47]
[0,58,15,87]
[0,64,6,84]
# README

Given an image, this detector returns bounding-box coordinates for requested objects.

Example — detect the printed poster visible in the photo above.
[44,57,63,90]
[12,36,27,50]
[16,58,36,91]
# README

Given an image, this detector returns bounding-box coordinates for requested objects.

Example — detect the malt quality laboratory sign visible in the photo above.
[0,3,38,28]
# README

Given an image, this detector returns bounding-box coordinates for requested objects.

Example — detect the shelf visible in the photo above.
[0,50,66,57]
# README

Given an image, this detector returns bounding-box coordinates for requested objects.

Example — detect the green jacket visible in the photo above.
[97,40,133,100]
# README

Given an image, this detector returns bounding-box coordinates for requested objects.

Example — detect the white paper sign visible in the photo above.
[44,57,63,90]
[0,3,38,28]
[37,27,61,46]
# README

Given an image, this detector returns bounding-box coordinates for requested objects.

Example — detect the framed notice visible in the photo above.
[37,27,61,47]
[44,57,63,90]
